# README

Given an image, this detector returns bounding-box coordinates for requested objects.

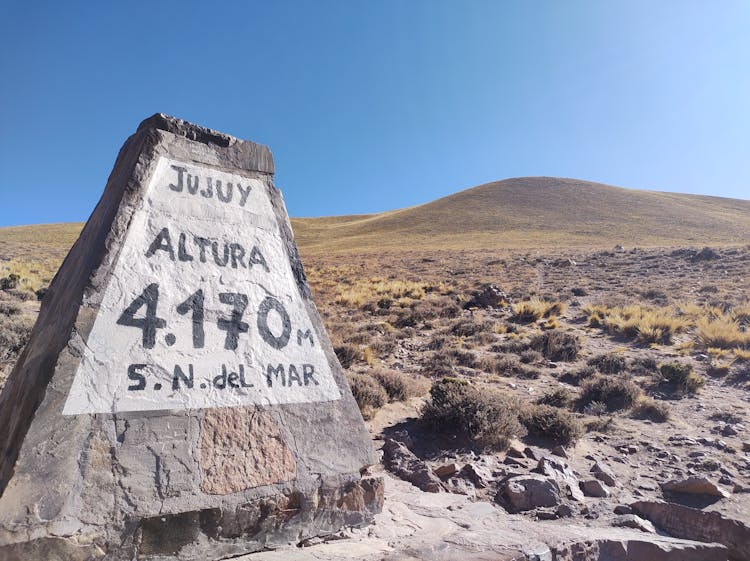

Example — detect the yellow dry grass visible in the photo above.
[695,316,750,350]
[3,178,750,258]
[512,297,567,323]
[293,177,750,253]
[584,304,689,345]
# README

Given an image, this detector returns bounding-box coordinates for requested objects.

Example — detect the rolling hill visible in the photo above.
[1,177,749,260]
[293,177,750,252]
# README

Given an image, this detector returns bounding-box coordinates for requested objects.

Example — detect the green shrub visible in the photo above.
[346,373,387,419]
[521,404,583,445]
[420,378,525,450]
[659,362,704,394]
[530,330,580,362]
[579,376,641,411]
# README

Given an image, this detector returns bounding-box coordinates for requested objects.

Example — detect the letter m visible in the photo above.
[297,328,314,346]
[266,364,286,387]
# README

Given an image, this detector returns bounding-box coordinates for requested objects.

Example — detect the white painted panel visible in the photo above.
[63,157,340,414]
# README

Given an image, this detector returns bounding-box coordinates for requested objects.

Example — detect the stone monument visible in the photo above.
[0,114,382,560]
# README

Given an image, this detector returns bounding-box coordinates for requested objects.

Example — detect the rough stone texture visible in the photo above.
[590,461,617,487]
[499,474,561,512]
[612,514,656,533]
[382,438,443,493]
[0,114,380,560]
[581,479,610,498]
[537,456,584,502]
[240,474,727,561]
[661,476,731,498]
[464,284,510,309]
[199,408,297,494]
[633,500,750,560]
[433,462,460,479]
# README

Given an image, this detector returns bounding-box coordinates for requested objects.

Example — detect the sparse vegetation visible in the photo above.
[584,304,688,345]
[520,404,583,445]
[631,398,671,422]
[659,362,704,394]
[536,387,573,408]
[4,220,750,508]
[530,330,580,362]
[370,368,430,402]
[511,298,567,323]
[334,344,362,369]
[695,316,750,350]
[587,352,627,374]
[346,373,387,419]
[579,376,641,412]
[420,378,525,450]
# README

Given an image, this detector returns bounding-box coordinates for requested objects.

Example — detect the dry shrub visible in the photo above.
[334,344,362,369]
[561,365,597,386]
[659,362,704,394]
[0,301,21,316]
[521,404,583,445]
[631,398,671,422]
[519,349,543,364]
[536,387,573,408]
[422,350,457,377]
[512,297,567,323]
[479,354,540,379]
[371,368,429,401]
[579,376,641,412]
[420,378,525,450]
[733,303,750,326]
[451,318,494,337]
[346,373,387,419]
[530,330,580,362]
[0,316,33,362]
[587,352,627,374]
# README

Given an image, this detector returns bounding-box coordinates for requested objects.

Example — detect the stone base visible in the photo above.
[0,475,384,561]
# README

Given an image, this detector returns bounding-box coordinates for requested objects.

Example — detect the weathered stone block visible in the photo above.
[0,114,381,560]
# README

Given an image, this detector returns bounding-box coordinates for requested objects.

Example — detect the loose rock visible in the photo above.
[499,474,561,512]
[660,476,731,498]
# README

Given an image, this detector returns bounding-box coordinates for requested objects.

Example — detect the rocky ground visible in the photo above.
[278,245,750,560]
[1,245,749,559]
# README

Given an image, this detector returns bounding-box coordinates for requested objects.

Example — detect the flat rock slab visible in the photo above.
[242,474,727,561]
[0,114,380,560]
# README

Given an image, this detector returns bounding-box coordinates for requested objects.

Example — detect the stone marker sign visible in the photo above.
[0,115,382,560]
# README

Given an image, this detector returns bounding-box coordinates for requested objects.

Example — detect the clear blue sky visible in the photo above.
[1,1,748,227]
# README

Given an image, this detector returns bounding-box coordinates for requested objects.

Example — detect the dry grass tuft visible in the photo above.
[512,298,567,323]
[695,316,750,350]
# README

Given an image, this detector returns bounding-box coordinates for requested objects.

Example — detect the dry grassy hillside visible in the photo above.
[2,178,749,263]
[293,177,750,252]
